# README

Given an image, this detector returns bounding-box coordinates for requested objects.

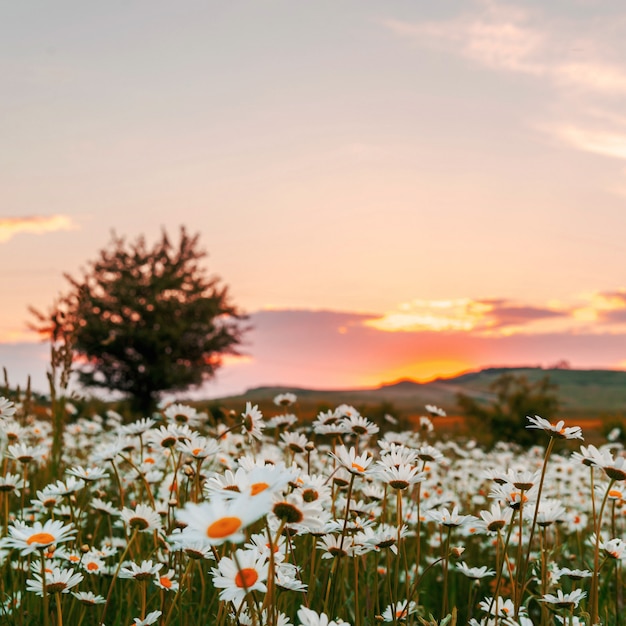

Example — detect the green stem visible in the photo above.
[41,551,49,626]
[590,479,615,625]
[518,436,555,615]
[98,528,138,626]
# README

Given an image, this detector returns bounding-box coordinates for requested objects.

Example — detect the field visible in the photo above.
[0,375,624,625]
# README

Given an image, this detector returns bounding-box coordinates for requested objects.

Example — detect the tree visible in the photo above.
[32,227,246,413]
[456,372,560,447]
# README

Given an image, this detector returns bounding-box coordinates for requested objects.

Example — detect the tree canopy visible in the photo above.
[32,227,246,412]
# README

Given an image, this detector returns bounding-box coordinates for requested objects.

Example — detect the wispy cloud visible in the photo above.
[384,4,545,76]
[383,1,626,168]
[552,125,626,160]
[0,215,78,243]
[383,3,626,94]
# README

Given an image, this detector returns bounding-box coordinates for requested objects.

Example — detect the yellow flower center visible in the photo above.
[250,482,269,496]
[206,516,242,539]
[26,532,55,546]
[234,567,258,588]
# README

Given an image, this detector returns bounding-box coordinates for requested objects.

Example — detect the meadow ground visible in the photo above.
[0,391,623,626]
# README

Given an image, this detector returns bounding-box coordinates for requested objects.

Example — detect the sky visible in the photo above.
[2,0,626,397]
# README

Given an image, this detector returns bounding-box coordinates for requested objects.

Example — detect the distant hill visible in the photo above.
[214,367,626,419]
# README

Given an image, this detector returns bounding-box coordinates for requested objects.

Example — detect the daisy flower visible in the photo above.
[600,537,626,559]
[318,534,358,559]
[501,468,541,491]
[164,402,202,426]
[380,600,418,622]
[120,503,163,533]
[526,415,583,440]
[0,473,25,496]
[178,434,220,460]
[330,445,373,476]
[176,493,270,545]
[120,417,157,436]
[571,444,612,467]
[425,404,446,417]
[378,444,418,466]
[0,420,26,441]
[0,397,17,419]
[376,463,425,491]
[168,532,216,560]
[357,524,408,555]
[241,402,265,440]
[131,610,162,626]
[554,567,592,581]
[7,443,47,465]
[477,502,513,533]
[42,476,86,497]
[541,588,586,609]
[119,560,162,581]
[275,562,307,592]
[271,492,326,534]
[266,413,298,429]
[599,453,626,481]
[426,506,476,528]
[66,465,109,482]
[26,567,83,596]
[210,548,268,607]
[146,424,191,449]
[456,562,496,579]
[71,590,106,605]
[479,595,516,618]
[297,606,351,626]
[416,445,444,463]
[6,519,76,555]
[525,499,567,527]
[342,414,379,437]
[280,432,309,454]
[154,568,178,591]
[274,392,297,406]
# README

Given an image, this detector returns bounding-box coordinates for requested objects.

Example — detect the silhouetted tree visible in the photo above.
[457,373,560,447]
[32,227,246,413]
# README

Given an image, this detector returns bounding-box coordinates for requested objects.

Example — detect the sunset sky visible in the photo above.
[2,1,626,397]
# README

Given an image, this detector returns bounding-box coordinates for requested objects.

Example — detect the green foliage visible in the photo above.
[456,372,560,446]
[32,227,246,412]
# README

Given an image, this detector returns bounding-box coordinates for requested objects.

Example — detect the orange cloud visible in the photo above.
[0,215,78,243]
[365,298,567,336]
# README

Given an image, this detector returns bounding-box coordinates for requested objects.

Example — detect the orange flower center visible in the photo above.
[206,516,242,539]
[26,532,55,546]
[351,463,365,473]
[192,448,202,456]
[250,482,269,496]
[609,489,622,498]
[86,561,99,571]
[234,567,258,588]
[159,576,173,588]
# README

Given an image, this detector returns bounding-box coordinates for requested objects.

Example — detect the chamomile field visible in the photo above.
[0,391,623,626]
